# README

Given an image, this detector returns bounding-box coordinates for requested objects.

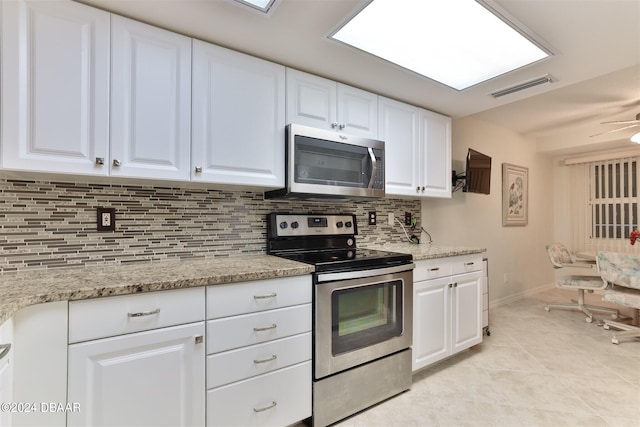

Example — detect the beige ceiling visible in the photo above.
[78,0,640,156]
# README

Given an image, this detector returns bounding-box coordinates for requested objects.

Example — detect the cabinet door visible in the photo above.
[286,68,337,130]
[0,318,13,427]
[192,40,285,187]
[110,16,192,181]
[68,322,205,427]
[451,271,483,353]
[419,109,452,197]
[337,84,378,138]
[1,0,110,175]
[412,277,451,371]
[378,97,420,196]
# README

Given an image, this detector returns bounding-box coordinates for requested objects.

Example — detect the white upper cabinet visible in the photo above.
[110,16,192,181]
[380,96,452,198]
[419,109,452,197]
[286,69,378,138]
[1,0,110,175]
[192,40,286,187]
[378,97,420,196]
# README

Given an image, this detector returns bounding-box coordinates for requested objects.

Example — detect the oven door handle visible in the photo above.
[315,263,414,283]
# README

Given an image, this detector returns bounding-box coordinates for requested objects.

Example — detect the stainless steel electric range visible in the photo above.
[267,213,414,427]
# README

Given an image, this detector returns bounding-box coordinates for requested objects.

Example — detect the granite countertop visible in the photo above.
[0,255,314,324]
[365,243,486,261]
[0,245,486,325]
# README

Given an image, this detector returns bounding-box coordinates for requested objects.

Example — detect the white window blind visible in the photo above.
[570,156,639,253]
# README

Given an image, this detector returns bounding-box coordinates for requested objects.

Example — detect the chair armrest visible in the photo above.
[561,262,596,269]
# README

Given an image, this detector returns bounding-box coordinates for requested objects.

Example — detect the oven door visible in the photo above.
[314,266,413,379]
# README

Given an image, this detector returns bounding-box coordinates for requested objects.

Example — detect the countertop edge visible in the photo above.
[0,255,314,325]
[364,244,487,261]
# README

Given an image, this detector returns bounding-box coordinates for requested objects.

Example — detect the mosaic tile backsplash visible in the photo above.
[0,179,420,272]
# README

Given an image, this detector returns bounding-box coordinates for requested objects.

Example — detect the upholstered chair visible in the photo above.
[545,243,618,323]
[598,251,640,344]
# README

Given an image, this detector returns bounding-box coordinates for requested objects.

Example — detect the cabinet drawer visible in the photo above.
[207,275,311,319]
[69,287,205,343]
[207,332,311,388]
[207,304,311,354]
[414,259,452,281]
[207,361,311,427]
[451,255,483,275]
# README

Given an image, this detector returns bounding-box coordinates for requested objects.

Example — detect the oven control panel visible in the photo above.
[268,214,356,237]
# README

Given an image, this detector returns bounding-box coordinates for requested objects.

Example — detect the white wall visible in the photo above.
[421,116,555,305]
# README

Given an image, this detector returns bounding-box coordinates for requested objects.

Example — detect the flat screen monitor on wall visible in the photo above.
[465,149,491,194]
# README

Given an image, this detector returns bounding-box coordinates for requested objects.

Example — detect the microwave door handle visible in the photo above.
[367,148,377,189]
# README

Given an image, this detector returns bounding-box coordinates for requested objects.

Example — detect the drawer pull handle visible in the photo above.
[253,401,277,413]
[0,344,11,361]
[465,262,475,266]
[128,308,160,318]
[254,293,277,300]
[253,324,277,332]
[254,354,277,364]
[429,268,440,272]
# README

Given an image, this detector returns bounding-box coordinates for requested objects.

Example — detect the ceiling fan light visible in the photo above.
[631,132,640,144]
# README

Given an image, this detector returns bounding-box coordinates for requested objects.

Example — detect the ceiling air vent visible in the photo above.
[490,75,553,98]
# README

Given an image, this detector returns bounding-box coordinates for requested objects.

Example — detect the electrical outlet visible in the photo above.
[405,212,412,226]
[97,207,116,231]
[388,212,394,226]
[368,211,377,225]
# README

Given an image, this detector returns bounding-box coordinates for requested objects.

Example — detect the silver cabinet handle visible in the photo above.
[253,354,277,364]
[253,401,277,413]
[331,122,338,128]
[253,324,277,332]
[465,262,475,266]
[254,293,277,300]
[112,159,121,167]
[429,267,440,272]
[339,123,345,130]
[195,166,202,173]
[0,343,11,361]
[453,282,458,288]
[95,157,105,165]
[195,336,203,344]
[128,308,160,318]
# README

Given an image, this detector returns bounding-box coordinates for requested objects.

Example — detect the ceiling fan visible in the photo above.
[590,112,640,138]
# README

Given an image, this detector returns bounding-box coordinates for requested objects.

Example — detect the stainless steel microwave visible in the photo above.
[265,124,385,199]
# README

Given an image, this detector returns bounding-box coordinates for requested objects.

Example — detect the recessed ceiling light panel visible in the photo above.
[230,0,279,14]
[330,0,552,90]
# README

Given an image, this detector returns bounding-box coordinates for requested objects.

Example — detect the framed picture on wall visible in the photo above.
[502,163,528,226]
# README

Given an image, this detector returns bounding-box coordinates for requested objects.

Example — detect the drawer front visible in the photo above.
[451,255,483,275]
[207,304,311,354]
[207,332,311,388]
[207,275,312,319]
[414,259,452,281]
[69,287,205,343]
[207,361,311,427]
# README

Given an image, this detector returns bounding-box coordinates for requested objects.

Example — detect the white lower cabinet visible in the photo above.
[413,256,483,372]
[206,276,312,426]
[12,302,68,427]
[67,322,205,427]
[0,318,13,427]
[67,288,206,427]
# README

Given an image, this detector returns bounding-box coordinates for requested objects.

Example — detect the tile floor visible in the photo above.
[319,287,640,427]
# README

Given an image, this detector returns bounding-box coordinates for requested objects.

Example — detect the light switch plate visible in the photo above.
[97,207,116,231]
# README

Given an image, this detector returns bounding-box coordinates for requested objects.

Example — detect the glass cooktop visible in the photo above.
[274,248,412,273]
